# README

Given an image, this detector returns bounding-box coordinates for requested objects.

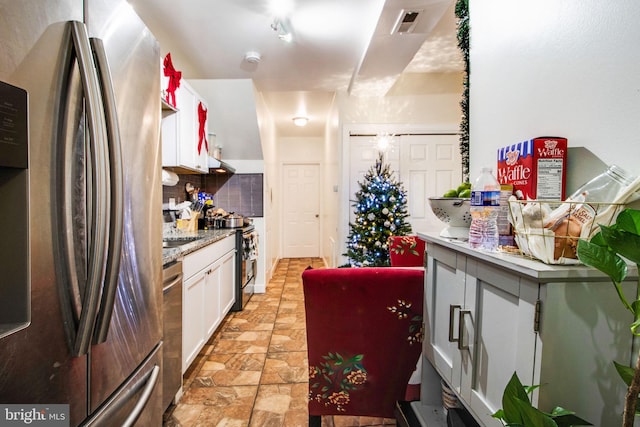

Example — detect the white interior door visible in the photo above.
[282,163,320,258]
[399,134,462,234]
[348,134,462,235]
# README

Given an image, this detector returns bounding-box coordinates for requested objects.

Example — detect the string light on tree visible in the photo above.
[344,152,412,267]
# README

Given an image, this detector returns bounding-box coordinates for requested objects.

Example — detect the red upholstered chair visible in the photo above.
[302,267,424,426]
[388,235,425,267]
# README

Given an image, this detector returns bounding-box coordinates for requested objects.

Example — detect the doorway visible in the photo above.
[347,133,462,235]
[282,163,320,258]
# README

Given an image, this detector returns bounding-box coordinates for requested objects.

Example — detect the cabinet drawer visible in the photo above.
[428,243,458,270]
[183,236,235,280]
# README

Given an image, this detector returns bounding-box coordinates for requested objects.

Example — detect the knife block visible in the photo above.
[177,213,199,233]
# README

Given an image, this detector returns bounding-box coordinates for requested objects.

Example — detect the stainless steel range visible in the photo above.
[232,225,257,311]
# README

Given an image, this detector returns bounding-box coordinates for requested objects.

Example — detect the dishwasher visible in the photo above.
[162,260,183,411]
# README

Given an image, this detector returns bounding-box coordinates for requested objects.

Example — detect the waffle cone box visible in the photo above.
[497,137,567,201]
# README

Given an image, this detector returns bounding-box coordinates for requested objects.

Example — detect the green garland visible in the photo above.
[455,0,470,181]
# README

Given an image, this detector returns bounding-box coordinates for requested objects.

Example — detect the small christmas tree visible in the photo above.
[344,152,412,267]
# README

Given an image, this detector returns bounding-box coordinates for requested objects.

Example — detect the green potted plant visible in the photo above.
[577,208,640,427]
[492,372,590,427]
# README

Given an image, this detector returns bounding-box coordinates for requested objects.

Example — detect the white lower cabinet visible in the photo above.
[420,232,638,427]
[183,268,205,374]
[181,235,236,373]
[219,250,236,315]
[203,262,222,339]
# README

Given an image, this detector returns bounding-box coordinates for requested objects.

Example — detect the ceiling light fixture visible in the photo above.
[244,51,261,64]
[271,18,292,42]
[292,116,308,127]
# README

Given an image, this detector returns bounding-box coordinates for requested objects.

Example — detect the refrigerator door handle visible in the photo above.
[69,21,111,357]
[89,37,124,345]
[122,364,160,427]
[85,363,160,427]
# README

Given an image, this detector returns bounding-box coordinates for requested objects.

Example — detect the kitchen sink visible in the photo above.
[162,236,201,248]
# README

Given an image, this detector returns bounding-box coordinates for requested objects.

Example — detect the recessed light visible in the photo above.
[292,116,309,126]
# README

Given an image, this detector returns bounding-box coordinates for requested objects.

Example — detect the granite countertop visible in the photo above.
[162,229,237,265]
[417,231,638,283]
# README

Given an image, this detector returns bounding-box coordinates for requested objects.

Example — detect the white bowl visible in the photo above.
[428,197,472,228]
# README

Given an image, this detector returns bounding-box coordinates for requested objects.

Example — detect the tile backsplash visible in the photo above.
[162,172,264,217]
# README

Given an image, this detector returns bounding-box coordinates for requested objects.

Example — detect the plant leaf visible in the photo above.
[516,397,558,427]
[492,409,506,421]
[630,306,640,335]
[588,231,607,247]
[577,239,627,283]
[615,209,640,234]
[600,226,640,265]
[502,373,531,424]
[553,414,592,426]
[550,407,592,426]
[524,384,541,395]
[549,407,574,417]
[614,360,634,386]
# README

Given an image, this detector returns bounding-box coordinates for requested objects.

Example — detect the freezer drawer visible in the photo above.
[84,342,163,426]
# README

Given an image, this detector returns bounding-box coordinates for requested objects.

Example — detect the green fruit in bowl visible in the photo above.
[443,189,459,198]
[458,188,471,198]
[457,182,471,193]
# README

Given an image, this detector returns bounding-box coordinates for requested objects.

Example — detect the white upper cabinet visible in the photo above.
[162,80,209,173]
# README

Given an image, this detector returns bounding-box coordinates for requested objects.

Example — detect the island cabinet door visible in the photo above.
[424,244,466,390]
[536,279,639,426]
[461,260,539,427]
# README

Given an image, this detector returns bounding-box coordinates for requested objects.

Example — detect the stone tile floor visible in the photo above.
[163,258,396,427]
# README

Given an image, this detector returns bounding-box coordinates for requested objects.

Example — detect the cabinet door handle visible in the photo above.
[458,310,471,350]
[449,305,461,342]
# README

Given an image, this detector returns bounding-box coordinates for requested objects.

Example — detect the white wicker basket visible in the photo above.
[507,199,626,265]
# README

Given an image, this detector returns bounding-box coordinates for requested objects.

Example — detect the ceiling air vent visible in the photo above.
[391,9,423,34]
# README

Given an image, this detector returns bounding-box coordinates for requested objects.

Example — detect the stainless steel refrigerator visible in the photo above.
[0,0,163,425]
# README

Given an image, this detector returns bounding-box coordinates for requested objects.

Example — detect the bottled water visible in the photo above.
[469,167,500,251]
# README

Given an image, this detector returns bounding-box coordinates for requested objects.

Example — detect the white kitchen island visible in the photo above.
[412,232,638,427]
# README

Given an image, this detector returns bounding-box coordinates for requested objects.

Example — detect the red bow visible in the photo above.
[197,102,208,155]
[163,53,181,108]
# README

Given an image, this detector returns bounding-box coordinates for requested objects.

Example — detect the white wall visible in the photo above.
[253,89,279,284]
[188,79,263,160]
[323,95,341,267]
[469,0,640,182]
[278,137,324,162]
[341,73,463,126]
